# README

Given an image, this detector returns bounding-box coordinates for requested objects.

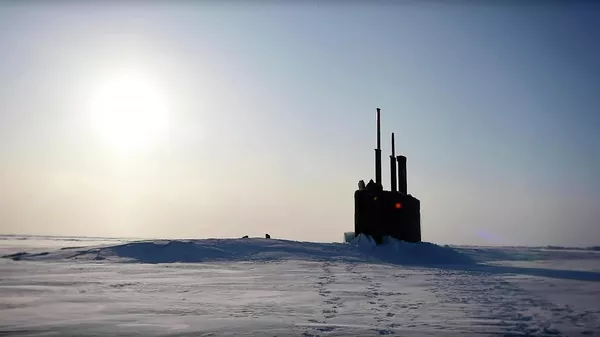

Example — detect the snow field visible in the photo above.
[1,235,599,336]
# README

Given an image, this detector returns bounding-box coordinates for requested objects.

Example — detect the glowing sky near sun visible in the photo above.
[0,2,598,246]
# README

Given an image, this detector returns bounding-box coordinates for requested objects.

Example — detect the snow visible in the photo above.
[1,235,599,336]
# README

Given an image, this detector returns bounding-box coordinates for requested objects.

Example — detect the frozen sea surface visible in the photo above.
[1,234,599,336]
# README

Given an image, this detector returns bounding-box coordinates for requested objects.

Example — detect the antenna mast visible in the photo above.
[375,108,382,187]
[390,133,397,192]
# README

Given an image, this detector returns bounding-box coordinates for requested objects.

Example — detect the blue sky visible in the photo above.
[0,2,598,246]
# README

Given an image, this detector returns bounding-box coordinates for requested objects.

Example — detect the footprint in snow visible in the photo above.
[375,328,395,335]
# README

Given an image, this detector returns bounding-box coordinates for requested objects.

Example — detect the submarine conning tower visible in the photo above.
[354,108,421,244]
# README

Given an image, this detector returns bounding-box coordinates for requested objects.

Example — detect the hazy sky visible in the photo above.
[1,2,599,246]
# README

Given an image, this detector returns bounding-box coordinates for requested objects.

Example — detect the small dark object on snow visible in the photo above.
[265,234,271,239]
[242,235,249,239]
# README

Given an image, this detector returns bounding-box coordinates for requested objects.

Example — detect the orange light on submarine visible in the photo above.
[395,202,403,209]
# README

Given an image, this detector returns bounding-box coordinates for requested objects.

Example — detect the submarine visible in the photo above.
[353,108,421,244]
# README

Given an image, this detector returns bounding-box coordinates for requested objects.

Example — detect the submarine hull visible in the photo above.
[352,107,422,244]
[354,189,421,244]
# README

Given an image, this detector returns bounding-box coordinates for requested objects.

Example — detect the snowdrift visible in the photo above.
[3,234,474,265]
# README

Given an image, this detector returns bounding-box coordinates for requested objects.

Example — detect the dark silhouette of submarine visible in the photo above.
[353,108,421,244]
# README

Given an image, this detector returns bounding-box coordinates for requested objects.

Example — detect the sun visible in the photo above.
[87,69,170,153]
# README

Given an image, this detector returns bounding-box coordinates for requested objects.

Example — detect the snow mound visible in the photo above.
[3,235,474,265]
[348,234,474,265]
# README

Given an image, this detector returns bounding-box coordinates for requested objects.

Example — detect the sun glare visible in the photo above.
[87,70,170,153]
